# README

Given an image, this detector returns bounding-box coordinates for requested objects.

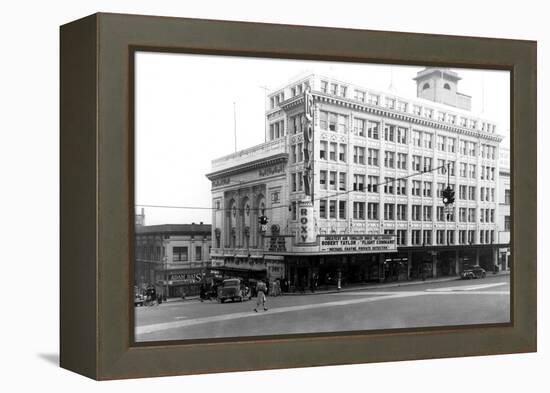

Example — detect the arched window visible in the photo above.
[422,82,430,90]
[444,83,451,90]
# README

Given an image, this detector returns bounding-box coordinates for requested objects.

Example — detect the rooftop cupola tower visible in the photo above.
[413,67,472,111]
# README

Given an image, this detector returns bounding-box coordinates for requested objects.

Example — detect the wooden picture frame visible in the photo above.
[60,12,536,380]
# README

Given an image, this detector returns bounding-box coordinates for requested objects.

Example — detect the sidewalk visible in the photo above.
[282,270,511,296]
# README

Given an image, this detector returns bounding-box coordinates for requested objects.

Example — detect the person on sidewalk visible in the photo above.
[254,280,268,312]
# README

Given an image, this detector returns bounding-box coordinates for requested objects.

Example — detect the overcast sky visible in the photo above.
[135,52,510,226]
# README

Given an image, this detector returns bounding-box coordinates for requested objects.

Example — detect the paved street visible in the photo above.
[135,274,510,342]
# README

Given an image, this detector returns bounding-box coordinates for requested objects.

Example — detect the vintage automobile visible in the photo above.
[217,278,244,303]
[461,265,487,279]
[134,293,144,307]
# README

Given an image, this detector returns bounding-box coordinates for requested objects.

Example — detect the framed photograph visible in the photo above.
[60,13,536,380]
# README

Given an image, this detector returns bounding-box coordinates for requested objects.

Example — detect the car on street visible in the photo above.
[461,265,486,279]
[134,293,145,306]
[218,278,245,303]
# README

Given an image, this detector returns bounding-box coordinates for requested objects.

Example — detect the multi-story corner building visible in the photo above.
[207,68,506,291]
[134,222,212,297]
[497,147,511,270]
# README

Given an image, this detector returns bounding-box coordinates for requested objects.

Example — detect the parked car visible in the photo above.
[461,265,486,279]
[217,278,244,303]
[134,293,144,307]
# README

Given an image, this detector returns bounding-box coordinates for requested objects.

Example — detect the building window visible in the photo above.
[411,180,421,196]
[319,170,327,189]
[436,206,444,221]
[338,114,348,132]
[423,132,433,149]
[397,230,407,246]
[339,144,346,162]
[384,124,395,142]
[354,146,365,164]
[385,97,395,109]
[195,246,202,261]
[459,207,467,222]
[397,101,408,112]
[397,127,407,144]
[412,155,421,171]
[436,230,445,245]
[384,203,395,220]
[447,137,456,152]
[423,182,432,197]
[447,230,455,245]
[469,164,476,178]
[320,80,328,93]
[367,203,379,220]
[354,118,366,136]
[329,200,337,218]
[384,151,395,168]
[437,135,445,151]
[173,247,188,262]
[412,205,421,221]
[319,200,327,219]
[292,173,297,192]
[505,189,511,204]
[459,230,467,244]
[468,208,476,223]
[368,175,379,193]
[396,179,407,195]
[505,215,511,231]
[423,157,432,171]
[354,90,366,102]
[353,174,365,191]
[423,206,432,221]
[329,142,337,161]
[353,202,365,220]
[384,177,395,194]
[397,153,408,170]
[423,230,432,245]
[412,130,421,147]
[367,121,380,139]
[297,142,303,162]
[411,230,421,245]
[367,148,379,166]
[397,204,407,220]
[291,201,297,220]
[320,141,327,160]
[459,163,467,177]
[459,185,467,200]
[468,186,476,200]
[423,83,430,90]
[339,172,346,191]
[368,94,379,105]
[413,105,422,115]
[459,140,467,155]
[329,171,337,190]
[339,201,346,219]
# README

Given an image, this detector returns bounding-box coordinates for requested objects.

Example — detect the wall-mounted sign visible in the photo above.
[267,235,287,252]
[212,177,231,187]
[319,234,397,253]
[259,163,285,177]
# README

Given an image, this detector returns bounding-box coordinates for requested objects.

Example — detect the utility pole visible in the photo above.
[233,102,237,152]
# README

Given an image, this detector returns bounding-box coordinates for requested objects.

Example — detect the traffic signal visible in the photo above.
[442,186,455,205]
[258,215,268,225]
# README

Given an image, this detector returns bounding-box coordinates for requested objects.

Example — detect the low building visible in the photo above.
[134,223,212,297]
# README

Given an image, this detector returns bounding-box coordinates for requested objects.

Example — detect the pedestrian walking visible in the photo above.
[254,280,268,312]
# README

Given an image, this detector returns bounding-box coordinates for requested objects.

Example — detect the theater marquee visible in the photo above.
[319,234,397,253]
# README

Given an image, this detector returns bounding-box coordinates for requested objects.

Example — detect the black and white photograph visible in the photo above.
[133,53,511,342]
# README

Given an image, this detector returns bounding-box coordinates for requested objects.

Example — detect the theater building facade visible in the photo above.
[207,68,507,291]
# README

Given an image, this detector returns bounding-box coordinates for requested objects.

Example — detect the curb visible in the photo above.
[281,271,510,296]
